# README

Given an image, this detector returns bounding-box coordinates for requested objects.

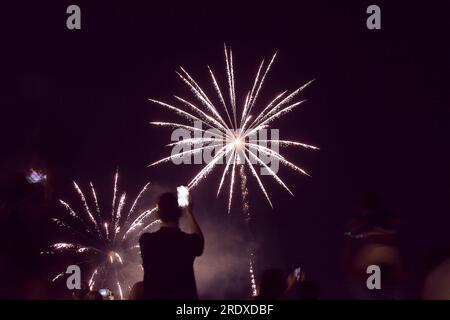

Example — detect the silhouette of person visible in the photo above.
[344,193,403,299]
[139,192,204,299]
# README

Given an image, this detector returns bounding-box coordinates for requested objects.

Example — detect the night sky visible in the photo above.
[1,1,450,299]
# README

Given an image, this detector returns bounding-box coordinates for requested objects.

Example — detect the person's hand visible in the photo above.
[186,193,194,214]
[287,270,306,288]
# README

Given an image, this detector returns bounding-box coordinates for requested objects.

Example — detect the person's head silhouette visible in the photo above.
[157,192,182,224]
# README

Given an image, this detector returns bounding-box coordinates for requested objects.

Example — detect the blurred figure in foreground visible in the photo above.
[421,248,450,300]
[129,281,144,300]
[255,267,319,300]
[255,268,287,300]
[344,193,404,299]
[139,192,204,299]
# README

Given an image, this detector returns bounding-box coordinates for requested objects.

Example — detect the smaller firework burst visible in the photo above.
[43,171,160,299]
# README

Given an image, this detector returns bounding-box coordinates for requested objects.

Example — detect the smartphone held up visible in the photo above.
[177,186,190,208]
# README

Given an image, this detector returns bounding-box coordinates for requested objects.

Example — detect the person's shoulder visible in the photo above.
[139,231,158,243]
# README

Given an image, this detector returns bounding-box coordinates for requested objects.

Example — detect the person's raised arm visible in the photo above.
[184,200,203,240]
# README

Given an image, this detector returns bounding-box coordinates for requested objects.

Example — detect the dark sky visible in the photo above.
[2,1,450,298]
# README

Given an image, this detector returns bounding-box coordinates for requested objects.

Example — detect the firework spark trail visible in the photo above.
[123,207,158,240]
[44,172,157,299]
[239,165,257,296]
[125,183,150,225]
[52,272,65,282]
[239,164,250,222]
[73,182,98,227]
[114,193,126,236]
[90,182,101,216]
[117,281,123,300]
[249,252,257,296]
[111,170,119,220]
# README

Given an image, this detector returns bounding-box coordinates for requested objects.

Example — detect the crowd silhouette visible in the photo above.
[1,167,450,300]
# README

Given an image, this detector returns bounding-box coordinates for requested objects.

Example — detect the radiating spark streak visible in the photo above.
[52,218,70,229]
[230,49,237,127]
[217,149,235,197]
[177,68,228,128]
[140,219,161,233]
[242,92,250,126]
[249,80,314,130]
[174,96,230,136]
[125,183,150,224]
[249,252,258,296]
[52,272,65,282]
[89,267,99,288]
[187,145,230,189]
[114,193,126,234]
[104,222,109,239]
[50,242,98,254]
[73,182,98,227]
[149,143,223,167]
[117,281,123,300]
[247,52,278,118]
[241,116,252,134]
[115,252,123,264]
[112,170,119,220]
[227,152,237,213]
[166,137,224,147]
[59,200,78,219]
[208,66,233,127]
[124,208,157,239]
[244,146,293,195]
[252,100,307,129]
[242,152,273,207]
[247,142,311,176]
[90,182,101,216]
[129,208,157,228]
[242,91,287,132]
[239,164,250,220]
[241,59,264,127]
[150,121,212,135]
[257,140,319,150]
[241,124,269,140]
[148,99,216,134]
[224,45,237,128]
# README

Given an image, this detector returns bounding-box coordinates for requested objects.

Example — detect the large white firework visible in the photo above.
[43,171,160,299]
[149,45,318,212]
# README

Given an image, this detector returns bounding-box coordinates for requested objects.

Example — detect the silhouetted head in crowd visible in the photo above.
[157,192,182,224]
[257,268,287,300]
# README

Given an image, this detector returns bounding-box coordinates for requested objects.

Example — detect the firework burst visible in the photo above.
[149,45,318,211]
[43,171,160,299]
